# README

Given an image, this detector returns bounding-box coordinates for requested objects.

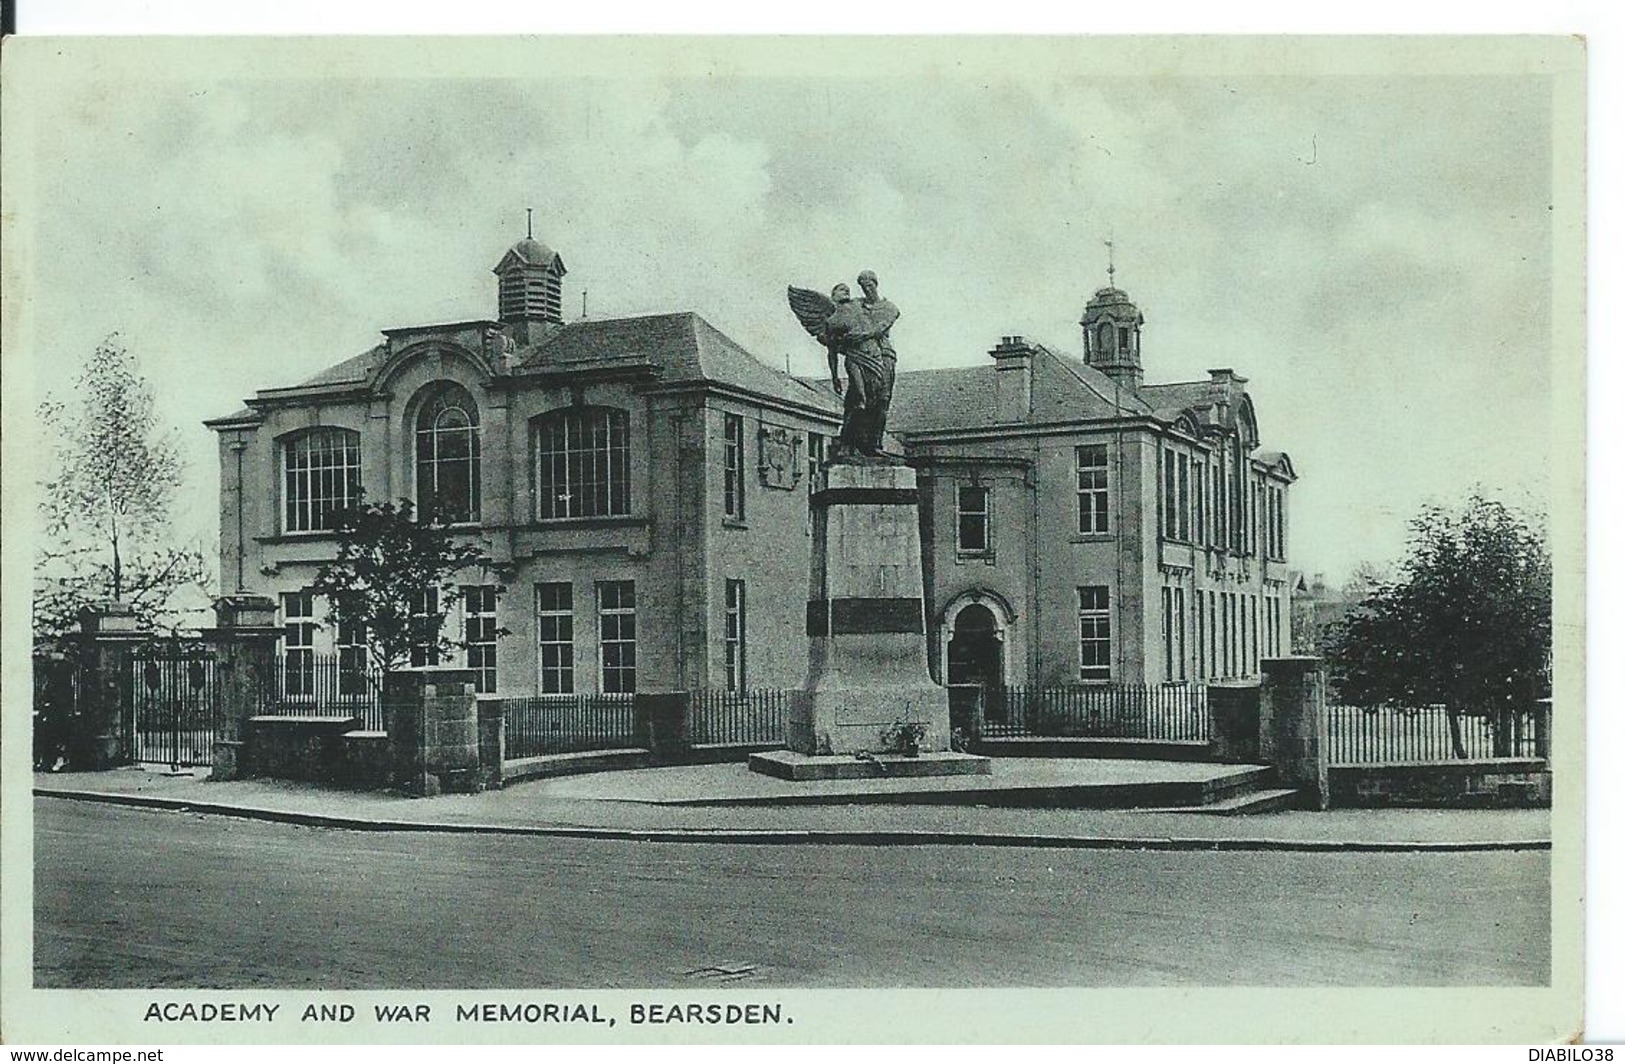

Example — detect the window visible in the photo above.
[1178,454,1191,541]
[1174,587,1186,681]
[1193,463,1208,546]
[807,431,826,491]
[337,619,368,697]
[957,484,990,554]
[1195,589,1207,679]
[806,431,826,534]
[1076,445,1109,534]
[464,586,498,695]
[1208,591,1219,678]
[283,429,362,534]
[598,581,636,694]
[1078,586,1111,681]
[281,591,315,697]
[1162,450,1177,539]
[1117,325,1132,353]
[534,408,631,520]
[410,588,440,668]
[535,583,574,694]
[724,579,746,692]
[415,384,480,524]
[1162,586,1173,678]
[723,413,745,520]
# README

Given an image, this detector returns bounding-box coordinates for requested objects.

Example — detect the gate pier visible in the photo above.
[200,595,280,781]
[74,603,147,770]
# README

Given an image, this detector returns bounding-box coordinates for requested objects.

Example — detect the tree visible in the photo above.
[310,500,500,674]
[35,334,208,645]
[1323,493,1551,758]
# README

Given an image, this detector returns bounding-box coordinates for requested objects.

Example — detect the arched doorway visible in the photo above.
[946,603,1002,687]
[947,603,1005,727]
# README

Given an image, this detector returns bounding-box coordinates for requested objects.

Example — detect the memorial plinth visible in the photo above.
[750,459,990,781]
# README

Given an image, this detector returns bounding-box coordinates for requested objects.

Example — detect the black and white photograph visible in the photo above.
[0,34,1587,1044]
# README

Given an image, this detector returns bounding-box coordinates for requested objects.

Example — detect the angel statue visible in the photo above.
[787,271,901,458]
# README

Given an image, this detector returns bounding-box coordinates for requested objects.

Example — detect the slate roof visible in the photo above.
[888,345,1151,433]
[518,312,840,414]
[216,312,841,422]
[291,344,389,388]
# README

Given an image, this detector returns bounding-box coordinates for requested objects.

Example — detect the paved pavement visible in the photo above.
[33,762,1552,850]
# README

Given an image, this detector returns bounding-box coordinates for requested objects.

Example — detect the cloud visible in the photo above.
[20,68,1557,583]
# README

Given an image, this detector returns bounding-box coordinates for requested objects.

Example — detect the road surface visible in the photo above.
[34,799,1549,988]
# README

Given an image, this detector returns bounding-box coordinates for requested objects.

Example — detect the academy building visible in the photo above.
[206,230,1295,697]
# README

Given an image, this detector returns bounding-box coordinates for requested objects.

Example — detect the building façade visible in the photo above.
[206,233,1296,699]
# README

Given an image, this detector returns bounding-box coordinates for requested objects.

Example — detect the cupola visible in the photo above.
[494,218,567,329]
[1080,284,1144,390]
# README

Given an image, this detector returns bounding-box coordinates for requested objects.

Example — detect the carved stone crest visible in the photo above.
[758,426,803,490]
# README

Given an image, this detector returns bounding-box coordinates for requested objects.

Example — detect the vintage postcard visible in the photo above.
[0,35,1586,1043]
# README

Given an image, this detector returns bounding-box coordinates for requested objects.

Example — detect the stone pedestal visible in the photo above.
[757,460,988,780]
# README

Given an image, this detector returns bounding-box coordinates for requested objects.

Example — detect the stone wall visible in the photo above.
[242,715,360,782]
[1329,759,1551,808]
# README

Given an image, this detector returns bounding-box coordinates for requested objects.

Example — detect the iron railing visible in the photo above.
[688,688,792,746]
[502,693,639,759]
[971,683,1210,742]
[261,654,385,730]
[1327,703,1550,764]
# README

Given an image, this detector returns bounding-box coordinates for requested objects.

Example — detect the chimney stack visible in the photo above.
[990,336,1036,423]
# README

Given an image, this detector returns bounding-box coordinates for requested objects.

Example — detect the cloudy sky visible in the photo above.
[13,40,1564,587]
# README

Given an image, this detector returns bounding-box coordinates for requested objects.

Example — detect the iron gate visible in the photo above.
[128,651,222,769]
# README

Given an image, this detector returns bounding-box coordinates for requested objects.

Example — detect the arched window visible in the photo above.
[533,407,631,520]
[415,383,481,524]
[283,428,362,533]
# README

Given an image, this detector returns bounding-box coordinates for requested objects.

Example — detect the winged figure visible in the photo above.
[787,274,901,457]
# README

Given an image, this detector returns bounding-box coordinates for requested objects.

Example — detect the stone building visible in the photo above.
[207,233,1295,697]
[895,284,1297,691]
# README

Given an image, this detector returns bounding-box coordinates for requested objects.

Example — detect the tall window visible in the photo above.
[1161,450,1177,539]
[415,384,480,524]
[957,484,990,554]
[1208,591,1219,679]
[724,579,746,692]
[1177,454,1191,541]
[464,586,498,695]
[536,583,574,694]
[1076,445,1109,534]
[337,619,368,697]
[1195,589,1207,679]
[410,588,440,668]
[1193,463,1208,547]
[598,581,636,694]
[283,429,362,534]
[534,408,631,520]
[723,413,745,520]
[806,431,826,534]
[1078,586,1111,681]
[281,591,315,697]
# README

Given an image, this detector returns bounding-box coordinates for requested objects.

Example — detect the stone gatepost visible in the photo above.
[1259,656,1330,810]
[385,666,481,797]
[199,595,280,781]
[1207,679,1262,763]
[72,602,150,770]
